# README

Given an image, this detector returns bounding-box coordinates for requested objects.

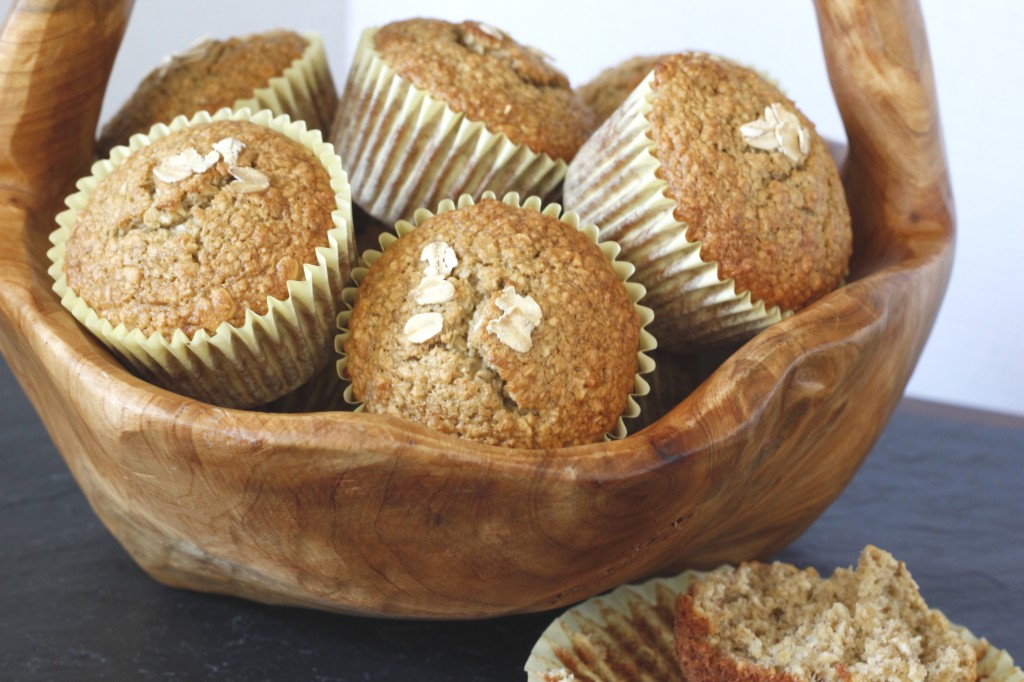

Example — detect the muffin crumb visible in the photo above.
[675,546,976,682]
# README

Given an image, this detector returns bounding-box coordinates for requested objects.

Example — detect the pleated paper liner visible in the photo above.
[47,107,355,409]
[563,70,788,352]
[961,629,1024,682]
[260,363,351,413]
[330,28,566,226]
[335,191,657,442]
[235,31,338,135]
[525,571,1022,682]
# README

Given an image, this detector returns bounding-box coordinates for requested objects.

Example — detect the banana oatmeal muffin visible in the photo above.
[52,111,353,407]
[69,120,335,338]
[331,18,596,224]
[675,546,976,682]
[343,196,648,449]
[369,19,594,161]
[98,30,336,155]
[565,52,851,350]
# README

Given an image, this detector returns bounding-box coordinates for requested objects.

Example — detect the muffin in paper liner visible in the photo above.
[335,191,657,445]
[234,32,338,135]
[525,571,1022,682]
[330,28,566,226]
[563,70,789,352]
[48,107,355,409]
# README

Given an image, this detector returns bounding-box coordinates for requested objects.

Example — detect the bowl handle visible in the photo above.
[0,0,133,218]
[814,0,953,271]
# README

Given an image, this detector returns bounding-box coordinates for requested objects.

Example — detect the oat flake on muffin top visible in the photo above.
[372,18,597,162]
[344,198,640,449]
[647,53,851,312]
[65,119,336,339]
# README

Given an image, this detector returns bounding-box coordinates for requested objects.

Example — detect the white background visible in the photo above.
[21,1,1024,415]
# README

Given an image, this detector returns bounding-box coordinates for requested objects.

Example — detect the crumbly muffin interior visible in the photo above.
[345,199,640,449]
[372,18,596,161]
[65,119,335,339]
[98,31,308,154]
[686,546,975,682]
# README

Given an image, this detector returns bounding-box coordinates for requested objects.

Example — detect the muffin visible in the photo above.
[578,54,668,125]
[98,30,336,155]
[675,546,976,682]
[526,549,1016,682]
[564,52,852,351]
[49,108,354,408]
[339,193,655,449]
[330,18,597,225]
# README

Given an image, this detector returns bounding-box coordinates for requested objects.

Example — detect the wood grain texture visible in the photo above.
[0,0,954,618]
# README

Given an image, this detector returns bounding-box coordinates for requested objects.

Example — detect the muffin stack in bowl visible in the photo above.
[49,16,850,450]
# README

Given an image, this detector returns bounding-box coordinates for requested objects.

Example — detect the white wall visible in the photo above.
[28,1,1024,415]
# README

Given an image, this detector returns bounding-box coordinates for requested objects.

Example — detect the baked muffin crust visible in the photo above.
[372,19,596,161]
[647,53,851,311]
[345,198,640,449]
[65,119,336,339]
[579,54,668,125]
[98,31,308,155]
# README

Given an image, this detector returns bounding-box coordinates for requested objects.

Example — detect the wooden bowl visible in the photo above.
[0,0,952,618]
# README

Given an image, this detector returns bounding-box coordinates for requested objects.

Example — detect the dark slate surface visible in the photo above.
[2,355,1021,681]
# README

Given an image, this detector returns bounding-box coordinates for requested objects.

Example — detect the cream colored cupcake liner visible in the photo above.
[960,628,1024,682]
[563,70,787,352]
[331,28,567,226]
[525,571,1023,682]
[235,31,337,135]
[335,190,657,442]
[48,107,355,409]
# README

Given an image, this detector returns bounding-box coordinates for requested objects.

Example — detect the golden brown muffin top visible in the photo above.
[372,18,597,161]
[65,119,336,339]
[345,198,640,449]
[579,54,668,125]
[647,53,851,311]
[98,31,308,156]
